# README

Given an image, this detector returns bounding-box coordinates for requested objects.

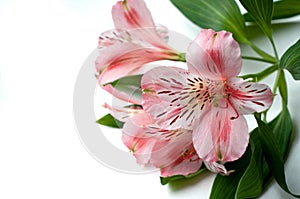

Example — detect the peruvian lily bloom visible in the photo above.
[121,110,234,176]
[141,29,273,163]
[104,99,232,176]
[104,102,202,176]
[96,0,184,104]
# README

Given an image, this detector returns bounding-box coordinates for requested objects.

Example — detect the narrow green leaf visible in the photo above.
[244,0,300,21]
[109,74,142,88]
[96,114,124,128]
[239,0,273,38]
[107,75,143,101]
[235,139,263,199]
[278,70,288,105]
[269,105,293,159]
[160,167,206,185]
[261,106,293,185]
[279,39,300,80]
[170,0,248,43]
[209,145,251,199]
[255,114,300,198]
[272,0,300,20]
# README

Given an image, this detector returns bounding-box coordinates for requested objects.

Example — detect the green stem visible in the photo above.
[178,52,186,62]
[269,36,279,61]
[242,56,276,64]
[278,70,288,105]
[272,69,282,94]
[246,41,277,64]
[239,65,278,82]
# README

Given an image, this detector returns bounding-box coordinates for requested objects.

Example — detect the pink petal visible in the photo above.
[103,103,144,122]
[155,24,169,43]
[98,47,169,85]
[122,112,202,173]
[193,105,249,162]
[96,29,179,86]
[150,129,193,168]
[101,84,141,105]
[187,29,242,80]
[122,118,156,165]
[112,0,155,30]
[154,134,202,177]
[160,151,202,177]
[98,30,132,49]
[228,78,273,114]
[204,161,234,176]
[95,40,140,73]
[112,0,171,50]
[142,66,204,130]
[122,115,192,167]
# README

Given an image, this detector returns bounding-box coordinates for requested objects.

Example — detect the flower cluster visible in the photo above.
[96,0,273,177]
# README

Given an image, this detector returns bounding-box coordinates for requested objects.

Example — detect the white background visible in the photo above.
[0,0,299,198]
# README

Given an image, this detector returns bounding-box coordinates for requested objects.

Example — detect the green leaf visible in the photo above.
[244,0,300,21]
[160,167,206,185]
[235,139,263,199]
[255,114,300,198]
[170,0,248,43]
[272,0,300,20]
[110,74,142,88]
[96,114,124,128]
[261,106,293,185]
[239,0,273,38]
[269,105,293,159]
[278,70,288,105]
[279,39,300,80]
[108,75,143,101]
[209,145,252,199]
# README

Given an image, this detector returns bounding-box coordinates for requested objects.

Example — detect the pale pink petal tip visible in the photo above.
[112,0,155,30]
[187,29,242,80]
[204,161,234,176]
[228,78,273,114]
[193,108,249,163]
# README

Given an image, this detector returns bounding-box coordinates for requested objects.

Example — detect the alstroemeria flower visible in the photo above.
[104,102,202,176]
[121,110,235,176]
[104,101,232,176]
[142,29,273,163]
[96,0,183,104]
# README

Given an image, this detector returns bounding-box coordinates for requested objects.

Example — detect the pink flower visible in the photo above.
[141,29,273,163]
[122,111,237,176]
[104,103,232,176]
[96,0,183,104]
[104,102,203,176]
